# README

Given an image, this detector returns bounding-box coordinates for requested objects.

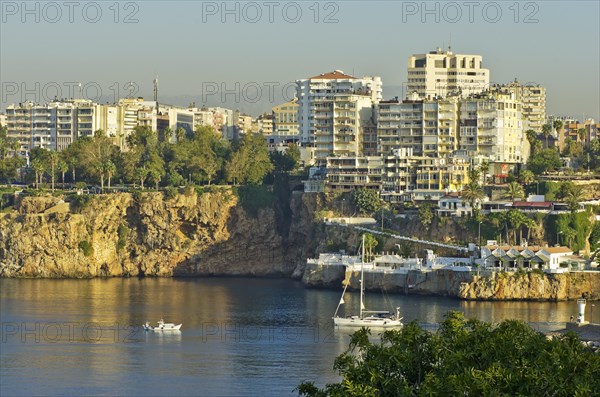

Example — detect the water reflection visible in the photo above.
[0,278,584,396]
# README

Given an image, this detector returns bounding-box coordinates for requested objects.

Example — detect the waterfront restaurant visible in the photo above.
[480,245,573,271]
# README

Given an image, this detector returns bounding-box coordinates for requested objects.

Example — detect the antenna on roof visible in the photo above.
[449,33,452,52]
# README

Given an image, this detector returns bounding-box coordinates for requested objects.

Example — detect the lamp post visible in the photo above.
[341,198,345,217]
[478,221,482,248]
[381,205,384,232]
[592,304,596,324]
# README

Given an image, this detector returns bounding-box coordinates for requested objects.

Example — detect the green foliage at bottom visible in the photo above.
[235,184,273,217]
[297,311,600,396]
[78,240,94,257]
[117,224,130,252]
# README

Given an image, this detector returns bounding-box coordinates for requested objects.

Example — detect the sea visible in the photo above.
[0,277,579,396]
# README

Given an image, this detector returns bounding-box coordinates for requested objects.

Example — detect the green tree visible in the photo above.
[270,143,301,173]
[418,202,434,230]
[226,133,273,185]
[57,160,68,188]
[542,123,552,148]
[298,311,600,397]
[352,188,381,215]
[553,119,564,142]
[31,158,45,189]
[527,148,562,175]
[525,129,538,154]
[461,181,485,217]
[362,233,378,262]
[505,181,525,201]
[48,151,59,191]
[518,169,535,186]
[478,160,489,186]
[0,125,25,182]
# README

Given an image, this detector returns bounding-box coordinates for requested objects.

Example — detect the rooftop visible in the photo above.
[309,70,356,80]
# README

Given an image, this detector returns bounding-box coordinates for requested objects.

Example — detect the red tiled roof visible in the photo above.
[512,201,552,208]
[309,70,356,80]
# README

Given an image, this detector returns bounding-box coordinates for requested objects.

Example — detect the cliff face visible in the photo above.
[0,189,321,278]
[459,271,600,301]
[303,266,600,301]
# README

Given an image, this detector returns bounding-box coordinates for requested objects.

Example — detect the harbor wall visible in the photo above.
[303,265,600,301]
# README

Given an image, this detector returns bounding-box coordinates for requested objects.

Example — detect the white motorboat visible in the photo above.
[143,319,182,331]
[333,234,403,329]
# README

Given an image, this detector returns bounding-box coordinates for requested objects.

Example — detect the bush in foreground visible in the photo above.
[298,311,599,396]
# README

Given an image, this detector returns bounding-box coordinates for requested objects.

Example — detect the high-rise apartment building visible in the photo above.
[459,91,527,177]
[272,99,299,137]
[492,80,546,132]
[376,94,459,158]
[407,48,490,99]
[5,99,100,157]
[296,70,382,164]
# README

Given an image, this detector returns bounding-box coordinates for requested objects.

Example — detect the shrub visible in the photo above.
[117,224,130,252]
[78,240,94,257]
[235,185,273,217]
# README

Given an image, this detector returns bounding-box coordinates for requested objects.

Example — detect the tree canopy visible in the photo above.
[352,188,382,215]
[527,148,562,175]
[298,311,600,397]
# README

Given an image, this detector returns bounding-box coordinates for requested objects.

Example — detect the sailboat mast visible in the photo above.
[360,234,364,319]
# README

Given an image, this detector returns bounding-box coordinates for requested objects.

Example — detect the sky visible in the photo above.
[1,0,599,121]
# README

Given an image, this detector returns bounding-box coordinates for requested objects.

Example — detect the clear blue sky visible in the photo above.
[1,0,599,120]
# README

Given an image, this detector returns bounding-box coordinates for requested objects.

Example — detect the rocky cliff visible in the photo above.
[0,188,321,278]
[304,266,600,301]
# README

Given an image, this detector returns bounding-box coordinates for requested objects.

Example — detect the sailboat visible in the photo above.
[333,234,403,329]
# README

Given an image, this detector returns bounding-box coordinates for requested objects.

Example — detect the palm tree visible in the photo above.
[542,124,552,148]
[577,127,586,143]
[518,169,534,186]
[67,157,77,184]
[31,158,45,189]
[105,160,117,191]
[566,185,583,213]
[57,160,68,189]
[506,181,525,201]
[525,129,538,154]
[363,233,378,262]
[479,161,489,187]
[48,151,58,191]
[462,181,485,217]
[175,127,186,143]
[553,119,564,140]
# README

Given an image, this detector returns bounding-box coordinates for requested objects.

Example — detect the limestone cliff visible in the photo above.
[0,189,320,278]
[459,271,600,301]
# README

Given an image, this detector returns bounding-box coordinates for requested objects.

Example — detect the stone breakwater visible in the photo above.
[0,189,320,278]
[302,261,600,301]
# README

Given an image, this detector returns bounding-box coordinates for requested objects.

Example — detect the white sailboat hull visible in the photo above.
[333,316,403,329]
[332,234,404,330]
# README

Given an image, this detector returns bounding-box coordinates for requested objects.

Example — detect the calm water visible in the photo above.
[0,278,578,396]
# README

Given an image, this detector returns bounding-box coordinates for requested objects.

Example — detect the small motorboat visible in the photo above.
[143,319,182,331]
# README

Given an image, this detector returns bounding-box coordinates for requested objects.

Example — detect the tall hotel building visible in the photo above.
[376,93,460,158]
[296,70,382,165]
[407,48,490,99]
[459,91,528,176]
[5,99,98,157]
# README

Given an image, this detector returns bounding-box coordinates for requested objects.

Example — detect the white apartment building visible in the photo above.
[459,91,528,178]
[376,94,459,158]
[407,48,490,99]
[272,99,299,137]
[208,107,235,139]
[0,114,7,127]
[118,98,157,138]
[493,80,546,132]
[296,70,382,165]
[5,99,100,156]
